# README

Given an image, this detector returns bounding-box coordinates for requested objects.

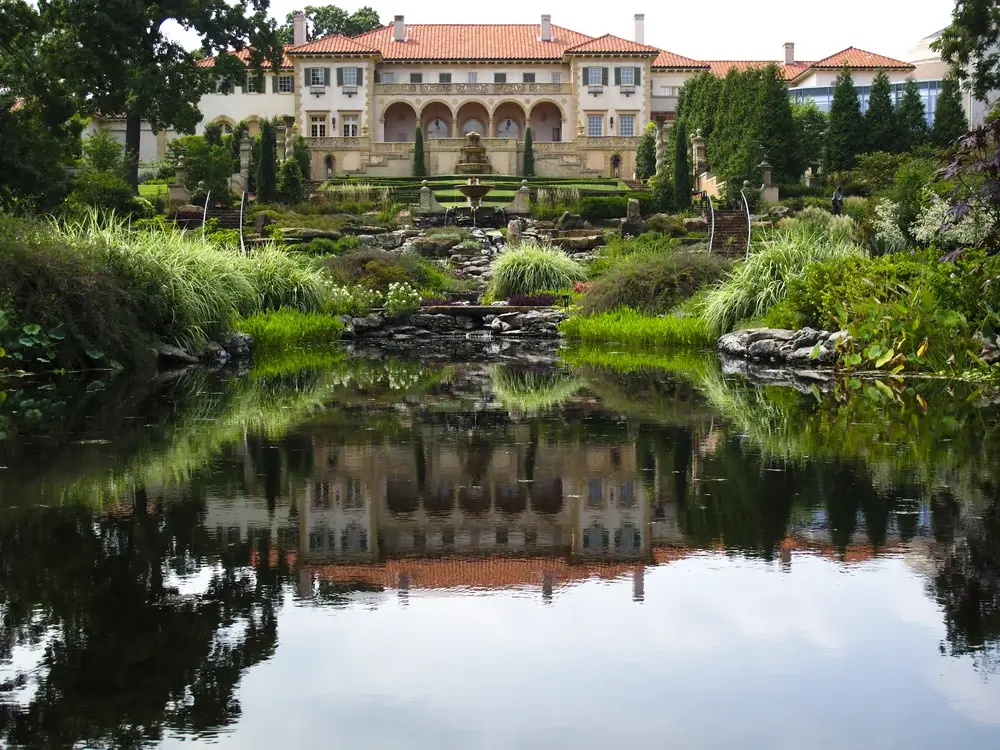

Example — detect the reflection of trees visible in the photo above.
[0,491,289,747]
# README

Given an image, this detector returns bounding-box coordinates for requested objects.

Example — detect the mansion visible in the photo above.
[97,14,954,179]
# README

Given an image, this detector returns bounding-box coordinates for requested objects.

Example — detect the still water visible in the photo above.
[1,351,999,748]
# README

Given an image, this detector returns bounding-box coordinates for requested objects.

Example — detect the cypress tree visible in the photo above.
[673,120,692,209]
[792,101,828,173]
[757,64,799,182]
[412,125,426,177]
[710,68,764,186]
[931,76,969,147]
[522,126,535,177]
[635,122,656,180]
[865,70,901,153]
[278,158,304,204]
[897,78,928,152]
[255,119,277,202]
[824,67,866,172]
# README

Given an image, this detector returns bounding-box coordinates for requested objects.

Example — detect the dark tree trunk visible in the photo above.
[124,112,142,192]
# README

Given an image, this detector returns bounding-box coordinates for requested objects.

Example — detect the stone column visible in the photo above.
[239,134,252,183]
[275,123,286,160]
[691,129,707,175]
[654,121,666,177]
[284,117,296,162]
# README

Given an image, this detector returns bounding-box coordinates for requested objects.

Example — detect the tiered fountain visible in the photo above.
[455,131,493,175]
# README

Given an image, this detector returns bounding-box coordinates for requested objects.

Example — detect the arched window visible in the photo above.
[462,119,485,135]
[497,118,519,138]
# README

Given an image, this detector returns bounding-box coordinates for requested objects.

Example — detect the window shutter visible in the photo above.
[271,75,278,93]
[289,75,295,93]
[614,67,622,86]
[323,67,331,86]
[582,67,589,86]
[304,67,312,86]
[357,67,364,86]
[602,67,609,86]
[634,67,641,86]
[336,67,344,86]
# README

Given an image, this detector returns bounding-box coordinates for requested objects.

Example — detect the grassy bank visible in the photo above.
[235,309,343,353]
[559,309,713,347]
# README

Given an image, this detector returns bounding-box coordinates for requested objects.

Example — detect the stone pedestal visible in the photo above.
[692,129,708,175]
[504,179,531,215]
[414,180,447,215]
[654,121,666,176]
[620,197,644,237]
[167,156,191,208]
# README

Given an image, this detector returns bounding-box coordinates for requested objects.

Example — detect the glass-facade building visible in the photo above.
[790,80,943,124]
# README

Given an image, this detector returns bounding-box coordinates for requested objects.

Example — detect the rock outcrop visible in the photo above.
[718,327,850,366]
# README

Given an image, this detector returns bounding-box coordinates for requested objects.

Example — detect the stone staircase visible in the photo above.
[204,205,243,230]
[710,210,750,257]
[622,179,646,190]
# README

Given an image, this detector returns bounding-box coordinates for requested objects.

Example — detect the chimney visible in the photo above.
[540,14,552,42]
[393,15,405,43]
[784,42,795,65]
[292,12,307,46]
[634,14,645,45]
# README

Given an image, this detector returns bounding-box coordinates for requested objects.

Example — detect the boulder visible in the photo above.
[219,332,253,359]
[307,192,329,205]
[683,216,708,232]
[620,197,645,238]
[278,228,342,241]
[155,342,198,366]
[550,235,604,252]
[556,211,585,231]
[768,205,793,219]
[375,232,404,250]
[411,235,462,257]
[507,219,522,247]
[171,204,203,227]
[351,313,385,333]
[198,341,230,366]
[254,212,276,235]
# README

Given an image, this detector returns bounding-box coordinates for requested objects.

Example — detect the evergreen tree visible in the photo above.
[278,158,304,204]
[897,78,928,152]
[931,76,969,147]
[522,127,535,177]
[710,68,764,187]
[635,122,657,180]
[293,135,312,180]
[412,125,426,177]
[792,102,828,173]
[865,70,901,153]
[756,64,799,182]
[825,68,866,172]
[255,119,277,202]
[673,121,692,209]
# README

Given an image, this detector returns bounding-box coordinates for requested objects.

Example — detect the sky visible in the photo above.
[171,0,957,62]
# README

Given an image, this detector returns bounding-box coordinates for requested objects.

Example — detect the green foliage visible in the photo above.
[579,248,730,315]
[701,214,864,334]
[636,122,657,181]
[278,158,304,205]
[413,125,426,177]
[293,135,311,180]
[522,127,535,178]
[298,235,361,256]
[0,97,78,213]
[256,120,278,203]
[81,129,125,174]
[866,71,901,154]
[672,121,692,209]
[382,282,422,317]
[484,244,588,302]
[323,248,457,293]
[0,310,69,375]
[825,68,866,172]
[709,67,764,187]
[757,65,800,183]
[167,135,234,197]
[489,366,584,413]
[579,196,629,221]
[644,214,688,237]
[67,171,149,217]
[559,309,713,347]
[235,308,343,352]
[792,101,828,174]
[675,72,723,142]
[934,0,1000,101]
[932,76,969,147]
[278,4,381,43]
[898,78,929,151]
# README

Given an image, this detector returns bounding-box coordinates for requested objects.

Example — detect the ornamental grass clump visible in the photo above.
[559,308,713,347]
[235,309,343,353]
[484,243,587,302]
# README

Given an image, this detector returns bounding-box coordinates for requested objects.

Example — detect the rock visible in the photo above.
[507,219,522,247]
[307,192,328,205]
[747,338,786,360]
[156,342,198,366]
[768,205,792,219]
[351,313,385,333]
[827,330,852,347]
[550,235,604,251]
[279,228,342,241]
[683,216,708,232]
[199,341,230,366]
[170,204,203,227]
[375,232,404,250]
[556,211,585,231]
[355,234,378,248]
[744,328,797,344]
[337,315,355,338]
[254,212,276,234]
[412,235,462,257]
[620,197,645,237]
[219,332,253,359]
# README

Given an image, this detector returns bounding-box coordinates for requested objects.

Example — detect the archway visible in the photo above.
[492,101,526,139]
[459,485,492,516]
[383,101,417,142]
[456,101,490,137]
[528,101,563,142]
[610,153,622,179]
[424,482,455,515]
[324,154,334,180]
[496,482,527,515]
[531,478,564,515]
[386,479,419,515]
[420,101,454,139]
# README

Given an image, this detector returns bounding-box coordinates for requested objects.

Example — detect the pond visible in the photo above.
[1,349,999,748]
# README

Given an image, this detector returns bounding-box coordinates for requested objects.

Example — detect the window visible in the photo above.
[551,72,562,84]
[278,75,294,93]
[313,480,330,509]
[496,527,509,545]
[379,71,395,84]
[409,72,423,83]
[619,114,635,137]
[468,72,478,83]
[245,75,260,93]
[494,72,507,83]
[342,114,359,137]
[587,114,603,137]
[342,67,358,86]
[588,67,603,86]
[310,115,326,138]
[345,478,363,508]
[309,68,325,86]
[552,127,561,142]
[439,72,452,83]
[523,72,535,83]
[620,67,635,86]
[619,480,635,507]
[588,478,603,507]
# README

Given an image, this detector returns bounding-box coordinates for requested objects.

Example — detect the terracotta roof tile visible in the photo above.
[196,46,294,70]
[566,34,659,55]
[703,60,811,80]
[352,23,593,61]
[288,35,380,55]
[653,50,710,70]
[811,46,914,70]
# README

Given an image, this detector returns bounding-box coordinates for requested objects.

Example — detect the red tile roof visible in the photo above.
[703,60,812,80]
[653,50,710,70]
[352,23,594,61]
[288,35,380,55]
[196,46,295,70]
[566,34,660,55]
[811,46,914,70]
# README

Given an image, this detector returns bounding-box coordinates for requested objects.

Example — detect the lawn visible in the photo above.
[138,183,169,199]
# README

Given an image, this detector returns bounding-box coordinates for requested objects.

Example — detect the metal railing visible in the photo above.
[200,190,211,241]
[702,191,716,254]
[238,191,247,255]
[739,188,752,258]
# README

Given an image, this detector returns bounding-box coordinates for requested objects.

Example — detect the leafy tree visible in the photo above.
[825,68,866,172]
[278,158,304,204]
[413,125,426,177]
[279,5,381,43]
[0,97,79,212]
[167,135,235,195]
[932,76,970,147]
[675,72,723,141]
[523,127,535,177]
[934,0,1000,101]
[673,121,692,209]
[635,122,657,180]
[255,119,278,202]
[792,101,828,173]
[898,78,929,151]
[709,68,764,188]
[648,173,674,213]
[37,0,284,191]
[757,64,800,183]
[865,70,901,153]
[293,135,312,180]
[81,128,125,174]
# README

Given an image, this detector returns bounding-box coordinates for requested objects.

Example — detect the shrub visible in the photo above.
[580,249,731,315]
[235,308,343,352]
[579,196,628,221]
[324,248,456,292]
[383,282,422,317]
[67,172,148,217]
[278,158,305,204]
[644,214,688,237]
[588,234,683,278]
[299,236,361,256]
[483,244,588,302]
[559,309,713,347]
